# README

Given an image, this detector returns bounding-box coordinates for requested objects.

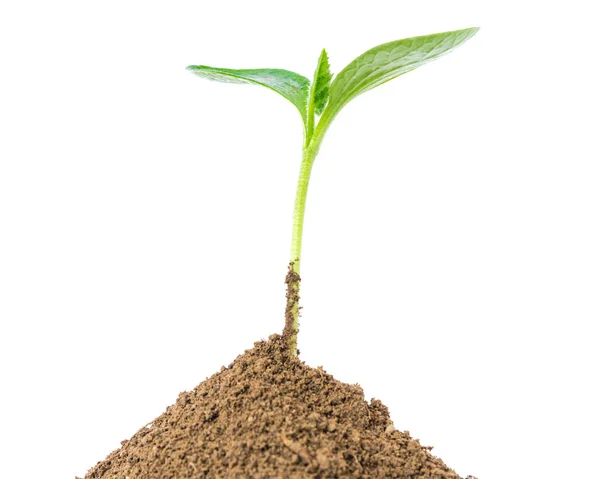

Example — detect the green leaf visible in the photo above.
[320,28,479,126]
[186,65,310,125]
[311,49,333,116]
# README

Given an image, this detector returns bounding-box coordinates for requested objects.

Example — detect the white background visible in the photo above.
[1,1,598,478]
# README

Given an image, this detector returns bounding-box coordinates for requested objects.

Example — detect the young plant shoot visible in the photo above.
[188,27,479,357]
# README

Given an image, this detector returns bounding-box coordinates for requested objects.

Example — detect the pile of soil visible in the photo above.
[82,335,470,478]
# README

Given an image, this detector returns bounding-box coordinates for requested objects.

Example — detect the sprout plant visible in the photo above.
[188,28,478,357]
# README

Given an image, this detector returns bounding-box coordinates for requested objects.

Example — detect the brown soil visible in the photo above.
[82,335,471,479]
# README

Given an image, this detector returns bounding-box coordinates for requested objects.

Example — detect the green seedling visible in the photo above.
[188,27,478,357]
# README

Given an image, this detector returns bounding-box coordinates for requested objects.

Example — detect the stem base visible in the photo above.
[283,261,301,357]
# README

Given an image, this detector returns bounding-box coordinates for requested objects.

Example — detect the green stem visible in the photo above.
[284,146,317,356]
[291,147,317,269]
[283,111,332,357]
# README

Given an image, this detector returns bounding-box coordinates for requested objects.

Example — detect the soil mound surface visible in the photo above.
[83,335,466,478]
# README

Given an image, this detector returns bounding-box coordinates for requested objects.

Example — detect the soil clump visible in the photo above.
[82,335,468,478]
